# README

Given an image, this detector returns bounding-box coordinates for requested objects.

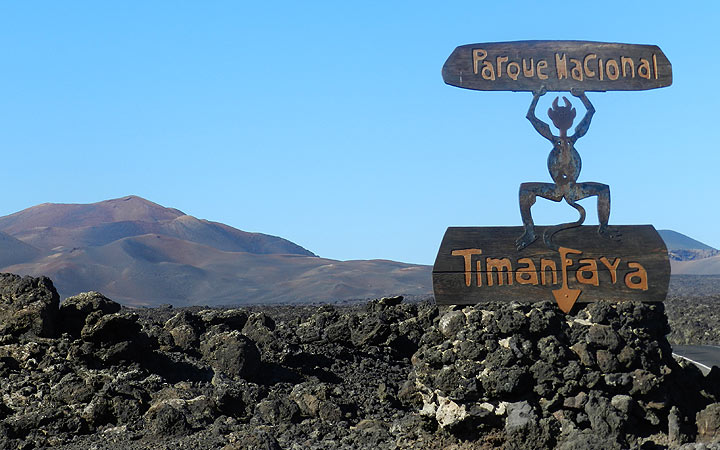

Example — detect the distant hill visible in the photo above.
[0,196,316,256]
[658,229,720,275]
[0,196,432,306]
[669,255,720,276]
[658,229,716,251]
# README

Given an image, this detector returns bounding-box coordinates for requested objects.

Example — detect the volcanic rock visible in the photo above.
[0,273,59,338]
[59,291,121,337]
[0,273,719,449]
[200,331,261,381]
[410,300,716,448]
[697,403,720,443]
[165,311,204,352]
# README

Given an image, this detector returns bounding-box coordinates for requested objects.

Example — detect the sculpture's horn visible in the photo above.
[562,96,571,108]
[552,97,559,110]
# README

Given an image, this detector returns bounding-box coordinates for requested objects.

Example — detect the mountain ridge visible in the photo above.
[0,196,430,305]
[0,196,185,232]
[658,229,720,275]
[658,229,717,252]
[0,195,317,257]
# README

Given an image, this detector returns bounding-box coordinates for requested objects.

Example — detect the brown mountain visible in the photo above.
[0,196,431,306]
[0,196,316,256]
[658,229,720,275]
[670,255,720,275]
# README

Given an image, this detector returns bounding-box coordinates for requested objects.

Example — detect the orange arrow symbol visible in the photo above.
[553,246,583,313]
[553,286,581,313]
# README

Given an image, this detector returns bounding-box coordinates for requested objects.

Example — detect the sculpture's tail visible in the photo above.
[543,199,586,251]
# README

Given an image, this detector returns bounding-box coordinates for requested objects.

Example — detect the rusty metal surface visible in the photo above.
[516,87,618,251]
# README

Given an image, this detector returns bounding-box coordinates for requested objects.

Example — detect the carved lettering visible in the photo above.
[570,58,583,81]
[436,225,669,314]
[537,60,549,80]
[559,247,582,290]
[481,61,496,80]
[638,58,651,79]
[555,53,568,79]
[507,61,520,80]
[540,258,557,285]
[621,56,635,78]
[576,259,599,286]
[456,44,669,92]
[472,49,487,75]
[496,56,508,78]
[448,245,658,297]
[452,249,483,287]
[583,53,597,78]
[606,59,620,80]
[625,262,649,290]
[486,257,513,286]
[599,257,621,284]
[522,58,535,77]
[516,258,539,285]
[653,54,658,79]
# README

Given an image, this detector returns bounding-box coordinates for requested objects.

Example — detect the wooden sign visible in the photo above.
[432,225,670,312]
[442,40,672,92]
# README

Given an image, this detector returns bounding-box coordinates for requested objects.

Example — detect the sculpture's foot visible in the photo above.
[598,224,622,242]
[515,229,538,251]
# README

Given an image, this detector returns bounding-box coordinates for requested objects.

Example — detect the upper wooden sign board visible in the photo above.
[442,40,672,92]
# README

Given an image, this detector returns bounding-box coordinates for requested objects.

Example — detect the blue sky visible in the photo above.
[0,2,717,265]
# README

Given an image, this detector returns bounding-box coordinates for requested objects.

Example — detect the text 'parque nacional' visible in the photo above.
[442,41,672,92]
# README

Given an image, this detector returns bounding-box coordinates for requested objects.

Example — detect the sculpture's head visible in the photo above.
[548,96,576,133]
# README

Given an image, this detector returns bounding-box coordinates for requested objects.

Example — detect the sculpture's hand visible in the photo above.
[570,88,585,98]
[533,86,547,97]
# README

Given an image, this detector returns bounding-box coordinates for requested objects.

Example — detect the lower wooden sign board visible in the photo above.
[432,225,669,312]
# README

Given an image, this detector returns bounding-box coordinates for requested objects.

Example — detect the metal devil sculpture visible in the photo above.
[517,87,614,252]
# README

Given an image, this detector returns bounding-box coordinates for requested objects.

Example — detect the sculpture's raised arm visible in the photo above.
[571,89,595,140]
[526,87,553,142]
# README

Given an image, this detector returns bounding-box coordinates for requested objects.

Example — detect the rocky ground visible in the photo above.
[665,275,720,346]
[1,273,720,449]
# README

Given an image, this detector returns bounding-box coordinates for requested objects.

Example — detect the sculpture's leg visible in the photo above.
[517,182,562,250]
[570,182,617,238]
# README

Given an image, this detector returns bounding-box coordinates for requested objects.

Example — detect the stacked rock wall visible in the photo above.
[407,300,718,448]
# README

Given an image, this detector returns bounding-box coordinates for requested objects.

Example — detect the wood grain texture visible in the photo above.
[442,41,672,92]
[432,225,670,305]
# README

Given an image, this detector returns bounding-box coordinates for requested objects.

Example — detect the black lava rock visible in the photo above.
[59,291,121,337]
[0,273,718,449]
[0,273,59,338]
